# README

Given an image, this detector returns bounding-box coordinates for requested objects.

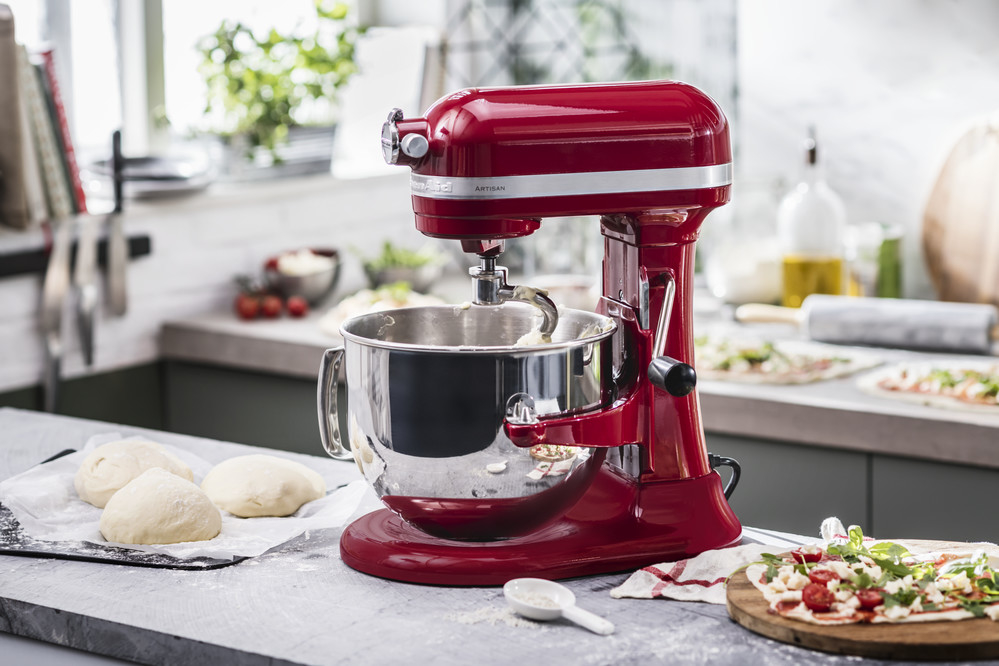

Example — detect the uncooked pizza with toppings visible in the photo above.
[694,336,880,385]
[743,526,999,625]
[857,361,999,412]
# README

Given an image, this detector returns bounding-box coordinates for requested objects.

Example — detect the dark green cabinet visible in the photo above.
[0,363,164,430]
[708,433,999,543]
[162,360,345,457]
[871,454,999,543]
[707,433,870,537]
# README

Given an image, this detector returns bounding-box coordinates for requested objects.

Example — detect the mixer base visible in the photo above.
[339,468,741,586]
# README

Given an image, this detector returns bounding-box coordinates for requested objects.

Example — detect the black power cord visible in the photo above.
[708,453,741,500]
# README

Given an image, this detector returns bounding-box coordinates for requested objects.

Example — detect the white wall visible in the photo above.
[736,0,999,299]
[0,174,415,393]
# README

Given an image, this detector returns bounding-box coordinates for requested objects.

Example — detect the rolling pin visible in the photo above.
[734,294,999,354]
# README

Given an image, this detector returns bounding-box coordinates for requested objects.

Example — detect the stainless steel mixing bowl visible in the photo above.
[318,302,616,540]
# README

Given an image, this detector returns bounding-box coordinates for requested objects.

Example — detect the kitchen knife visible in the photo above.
[73,215,98,366]
[734,294,999,355]
[106,129,127,316]
[39,218,72,412]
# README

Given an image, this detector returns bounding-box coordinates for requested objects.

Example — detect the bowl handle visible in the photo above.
[317,346,353,461]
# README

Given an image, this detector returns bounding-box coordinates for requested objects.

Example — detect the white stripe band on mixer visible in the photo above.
[410,164,732,200]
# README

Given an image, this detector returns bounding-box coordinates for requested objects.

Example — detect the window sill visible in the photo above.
[107,170,410,220]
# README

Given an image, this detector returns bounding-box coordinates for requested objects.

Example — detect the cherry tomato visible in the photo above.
[808,568,839,585]
[856,588,883,610]
[791,548,823,564]
[802,583,835,612]
[235,293,260,320]
[286,296,309,318]
[261,294,283,318]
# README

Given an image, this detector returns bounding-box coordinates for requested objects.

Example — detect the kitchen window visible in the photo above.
[6,0,343,157]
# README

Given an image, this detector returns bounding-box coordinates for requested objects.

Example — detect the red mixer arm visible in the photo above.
[503,293,703,480]
[504,390,644,449]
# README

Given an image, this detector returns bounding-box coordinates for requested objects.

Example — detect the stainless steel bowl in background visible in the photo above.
[264,248,341,305]
[318,302,617,541]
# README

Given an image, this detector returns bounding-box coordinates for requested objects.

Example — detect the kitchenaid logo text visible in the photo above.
[413,180,452,193]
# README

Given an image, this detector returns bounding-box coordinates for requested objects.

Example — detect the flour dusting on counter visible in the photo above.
[446,606,548,629]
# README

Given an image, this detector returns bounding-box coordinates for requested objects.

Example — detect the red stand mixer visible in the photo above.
[318,80,742,585]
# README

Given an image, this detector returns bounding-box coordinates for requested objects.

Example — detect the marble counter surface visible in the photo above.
[161,309,999,470]
[0,408,984,666]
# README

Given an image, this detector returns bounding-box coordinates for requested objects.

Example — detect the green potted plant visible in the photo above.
[197,0,362,169]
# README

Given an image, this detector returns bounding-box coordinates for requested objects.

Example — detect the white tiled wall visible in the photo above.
[736,0,999,299]
[0,173,415,393]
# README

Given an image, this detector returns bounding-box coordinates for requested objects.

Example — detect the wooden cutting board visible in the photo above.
[923,117,999,309]
[726,540,999,661]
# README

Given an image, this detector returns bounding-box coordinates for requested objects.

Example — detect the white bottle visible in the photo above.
[776,127,847,308]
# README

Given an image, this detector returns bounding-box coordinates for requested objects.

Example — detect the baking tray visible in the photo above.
[0,450,245,570]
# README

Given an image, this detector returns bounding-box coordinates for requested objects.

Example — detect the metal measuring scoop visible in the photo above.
[503,578,615,635]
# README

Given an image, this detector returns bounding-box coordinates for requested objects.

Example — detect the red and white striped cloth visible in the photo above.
[609,543,772,604]
[609,518,846,605]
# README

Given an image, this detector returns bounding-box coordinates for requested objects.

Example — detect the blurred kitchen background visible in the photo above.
[1,0,998,436]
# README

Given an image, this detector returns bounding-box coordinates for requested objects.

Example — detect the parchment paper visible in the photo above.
[0,432,367,560]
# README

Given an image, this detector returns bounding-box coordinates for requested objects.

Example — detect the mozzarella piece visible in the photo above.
[923,582,945,606]
[855,556,883,578]
[781,602,814,623]
[784,571,810,591]
[964,380,987,398]
[767,577,787,593]
[827,561,855,579]
[884,575,914,595]
[883,604,912,621]
[831,595,861,614]
[937,571,973,594]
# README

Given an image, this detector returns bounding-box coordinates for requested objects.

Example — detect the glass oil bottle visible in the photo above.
[776,127,846,308]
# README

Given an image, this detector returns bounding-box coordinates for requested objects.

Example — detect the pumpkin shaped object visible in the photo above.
[923,117,999,308]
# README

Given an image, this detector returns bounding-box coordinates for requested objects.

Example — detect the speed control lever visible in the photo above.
[648,356,697,396]
[647,272,697,396]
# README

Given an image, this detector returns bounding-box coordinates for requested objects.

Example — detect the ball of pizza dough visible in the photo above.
[75,439,194,508]
[99,468,222,544]
[200,454,326,518]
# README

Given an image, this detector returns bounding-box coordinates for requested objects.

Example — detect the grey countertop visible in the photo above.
[161,305,999,470]
[162,310,335,381]
[0,407,988,666]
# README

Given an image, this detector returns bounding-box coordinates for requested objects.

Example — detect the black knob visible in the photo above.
[648,356,697,397]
